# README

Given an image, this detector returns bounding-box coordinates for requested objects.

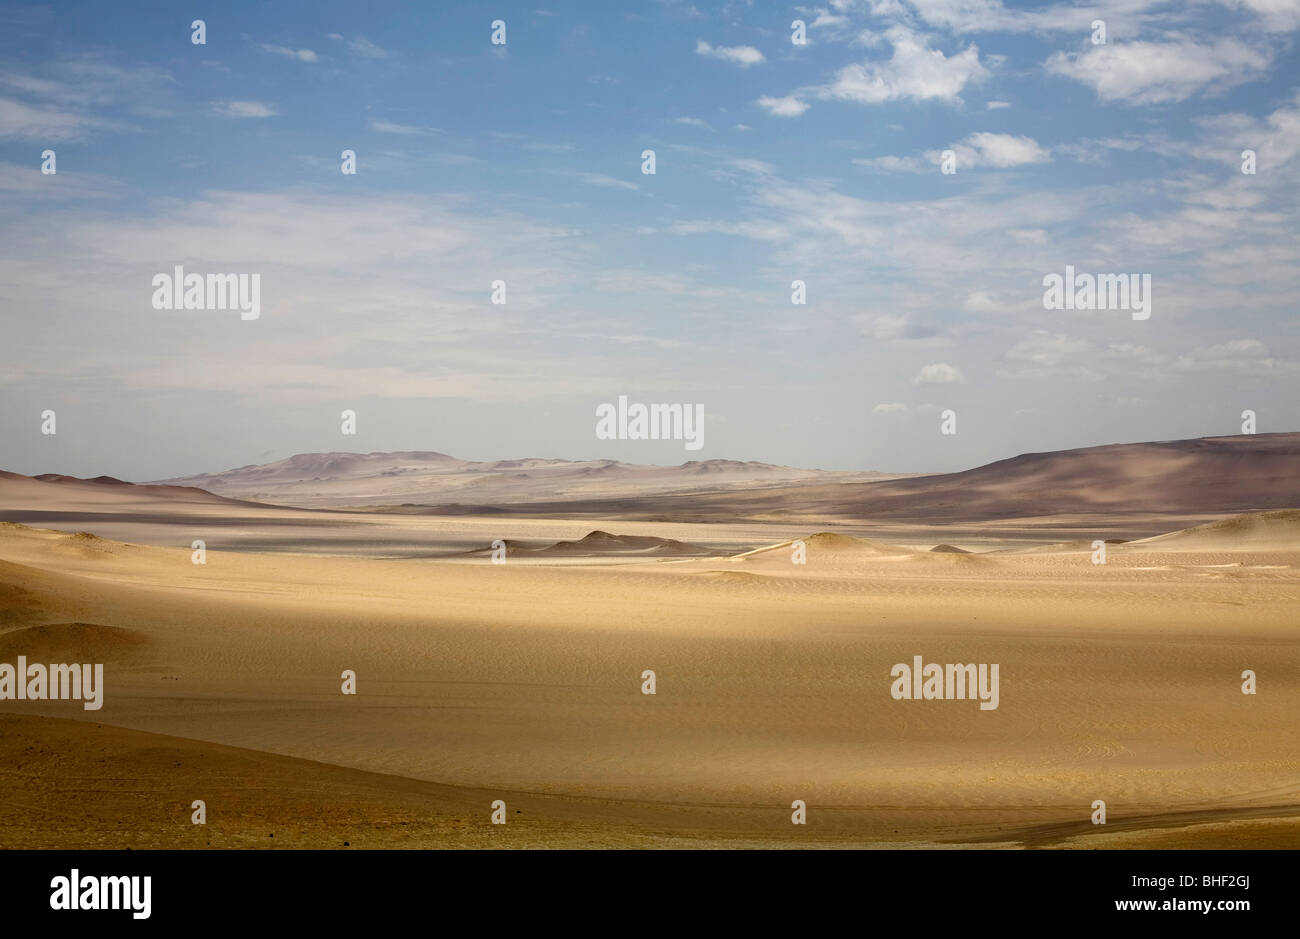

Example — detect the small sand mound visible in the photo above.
[0,622,153,664]
[734,532,913,561]
[540,531,711,556]
[458,531,715,558]
[903,550,990,566]
[929,544,970,554]
[699,571,770,585]
[459,539,532,558]
[1134,509,1300,549]
[52,530,134,558]
[805,532,913,555]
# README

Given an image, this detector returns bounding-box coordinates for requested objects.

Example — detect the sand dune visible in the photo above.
[5,712,1294,850]
[983,510,1300,561]
[1129,509,1300,550]
[727,532,916,573]
[724,532,999,574]
[0,621,153,666]
[3,433,1297,849]
[0,513,1296,849]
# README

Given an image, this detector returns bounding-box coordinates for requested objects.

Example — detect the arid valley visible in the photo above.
[0,433,1296,849]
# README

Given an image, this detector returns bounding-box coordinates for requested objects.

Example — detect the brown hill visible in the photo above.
[0,470,243,506]
[151,451,888,509]
[836,434,1299,521]
[439,433,1297,525]
[6,433,1297,533]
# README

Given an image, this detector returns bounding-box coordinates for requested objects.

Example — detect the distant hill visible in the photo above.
[318,433,1298,524]
[0,470,241,505]
[829,433,1300,521]
[152,451,897,509]
[9,433,1298,527]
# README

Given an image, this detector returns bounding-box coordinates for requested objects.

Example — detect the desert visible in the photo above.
[1,433,1296,849]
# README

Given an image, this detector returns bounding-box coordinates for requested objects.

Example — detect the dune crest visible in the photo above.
[461,530,718,558]
[1130,509,1300,550]
[0,622,153,665]
[733,532,914,561]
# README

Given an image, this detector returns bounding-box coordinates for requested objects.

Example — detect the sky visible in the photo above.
[1,0,1297,480]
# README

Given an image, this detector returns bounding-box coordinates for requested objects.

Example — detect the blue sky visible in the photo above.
[2,0,1298,479]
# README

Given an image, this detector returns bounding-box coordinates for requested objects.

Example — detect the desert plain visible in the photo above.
[1,433,1297,849]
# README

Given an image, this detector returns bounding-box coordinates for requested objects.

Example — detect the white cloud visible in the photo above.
[1173,338,1288,372]
[862,313,912,339]
[1056,135,1149,164]
[938,132,1052,168]
[1,58,177,113]
[674,116,712,128]
[0,59,178,135]
[758,95,809,117]
[905,0,1024,32]
[668,219,789,241]
[260,44,319,63]
[1045,39,1271,105]
[912,362,965,384]
[370,119,441,136]
[0,96,99,139]
[872,401,940,415]
[1106,343,1167,366]
[552,170,640,191]
[726,157,777,177]
[869,132,1048,173]
[999,333,1102,380]
[903,0,1209,35]
[0,188,619,416]
[696,40,765,67]
[813,25,989,106]
[329,34,392,58]
[1198,93,1300,173]
[811,11,849,28]
[852,154,928,172]
[1008,228,1048,245]
[0,159,122,198]
[856,312,941,340]
[963,291,1001,313]
[986,100,1010,109]
[1221,0,1300,33]
[350,35,391,58]
[962,288,1041,314]
[214,101,277,119]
